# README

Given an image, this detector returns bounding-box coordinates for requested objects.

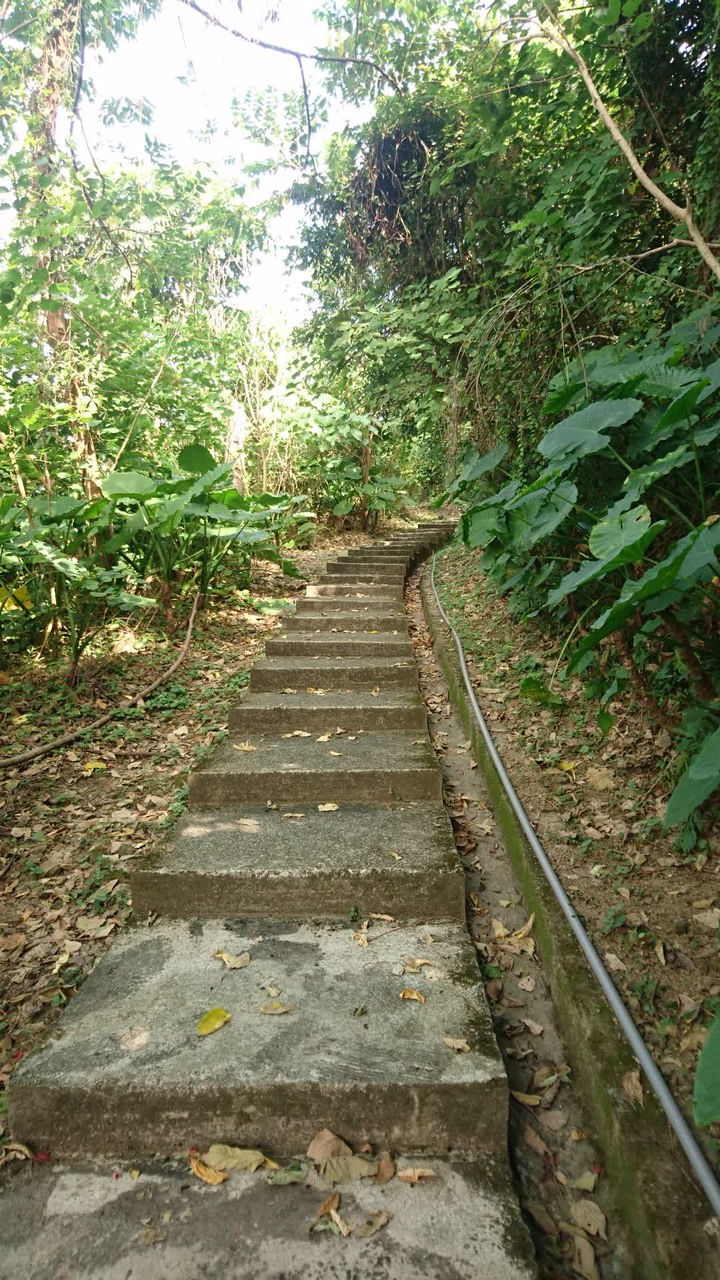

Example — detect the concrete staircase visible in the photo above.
[9,522,510,1162]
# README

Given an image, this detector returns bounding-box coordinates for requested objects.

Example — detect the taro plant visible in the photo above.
[456,319,720,837]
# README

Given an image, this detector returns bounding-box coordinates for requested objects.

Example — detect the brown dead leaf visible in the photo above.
[518,975,536,993]
[571,1232,600,1280]
[315,1188,340,1218]
[355,1209,391,1238]
[213,949,250,970]
[353,930,368,947]
[397,1167,437,1184]
[523,1124,552,1162]
[201,1144,270,1172]
[190,1154,228,1185]
[403,958,433,973]
[320,1155,379,1184]
[282,812,306,820]
[306,1129,352,1162]
[525,1200,560,1236]
[400,988,426,1004]
[511,1091,542,1107]
[233,740,257,752]
[258,1001,297,1016]
[539,1109,568,1132]
[443,1036,471,1053]
[622,1069,644,1107]
[491,918,510,939]
[375,1151,396,1184]
[523,1019,544,1036]
[570,1198,607,1240]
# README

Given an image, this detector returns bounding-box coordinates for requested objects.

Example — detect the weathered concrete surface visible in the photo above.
[131,802,464,920]
[249,655,417,692]
[228,689,427,734]
[187,731,441,806]
[322,569,405,583]
[266,632,412,658]
[0,1154,536,1280]
[297,595,401,613]
[10,921,508,1158]
[283,609,406,632]
[306,583,403,600]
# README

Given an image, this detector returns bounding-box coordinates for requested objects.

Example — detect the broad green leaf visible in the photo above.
[588,504,651,559]
[178,443,218,474]
[101,471,156,499]
[464,506,502,547]
[449,442,508,495]
[665,729,720,829]
[693,1013,720,1128]
[548,514,665,610]
[538,399,643,466]
[506,480,577,552]
[519,676,563,706]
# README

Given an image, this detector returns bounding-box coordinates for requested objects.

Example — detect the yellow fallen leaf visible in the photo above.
[370,912,394,922]
[190,1154,227,1185]
[52,950,70,975]
[558,759,577,775]
[318,803,339,812]
[400,988,426,1004]
[128,1167,141,1179]
[397,1167,437,1183]
[233,740,257,752]
[353,931,369,947]
[403,958,432,973]
[491,919,510,939]
[282,812,306,819]
[511,914,536,942]
[197,1006,231,1036]
[213,949,250,970]
[201,1143,270,1172]
[258,1001,298,1015]
[316,733,332,742]
[443,1036,470,1053]
[511,1091,542,1107]
[83,759,107,774]
[388,851,402,860]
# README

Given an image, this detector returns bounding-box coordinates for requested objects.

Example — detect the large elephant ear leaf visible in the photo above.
[693,1010,720,1129]
[664,728,720,830]
[178,442,217,474]
[449,442,508,496]
[588,503,651,560]
[101,471,156,499]
[538,398,643,466]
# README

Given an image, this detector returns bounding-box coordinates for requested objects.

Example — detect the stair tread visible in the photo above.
[193,731,436,778]
[10,920,506,1156]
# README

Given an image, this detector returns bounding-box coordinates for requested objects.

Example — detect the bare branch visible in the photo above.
[538,6,720,285]
[177,0,403,93]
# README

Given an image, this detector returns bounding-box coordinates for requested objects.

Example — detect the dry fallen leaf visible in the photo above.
[571,1232,600,1280]
[282,812,306,820]
[321,1155,379,1184]
[523,1019,544,1037]
[570,1198,607,1240]
[197,1007,231,1036]
[258,1001,297,1016]
[353,930,368,947]
[525,1199,560,1236]
[233,740,257,752]
[511,1091,542,1107]
[370,912,395,922]
[213,949,250,970]
[355,1209,391,1238]
[443,1036,471,1053]
[403,958,433,973]
[82,759,107,774]
[400,988,426,1004]
[375,1151,396,1184]
[491,918,510,939]
[397,1167,437,1184]
[190,1154,227,1185]
[539,1109,568,1132]
[518,975,536,993]
[571,1170,597,1192]
[523,1124,552,1162]
[201,1144,269,1172]
[318,803,339,812]
[307,1129,352,1162]
[622,1068,644,1107]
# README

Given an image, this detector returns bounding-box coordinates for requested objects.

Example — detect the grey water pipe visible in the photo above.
[429,552,720,1218]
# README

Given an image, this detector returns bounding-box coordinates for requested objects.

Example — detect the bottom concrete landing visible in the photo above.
[131,802,464,920]
[10,920,507,1159]
[0,1153,536,1279]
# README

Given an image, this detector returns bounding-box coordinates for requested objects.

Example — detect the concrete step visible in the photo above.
[187,731,440,806]
[306,583,402,600]
[228,690,427,734]
[296,595,401,614]
[283,610,405,632]
[319,570,404,586]
[131,802,464,920]
[249,655,417,692]
[265,632,412,658]
[9,919,507,1158]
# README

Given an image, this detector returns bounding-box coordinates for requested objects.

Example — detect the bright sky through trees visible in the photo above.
[80,0,333,316]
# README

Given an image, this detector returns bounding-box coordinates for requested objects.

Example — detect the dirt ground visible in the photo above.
[433,543,720,1167]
